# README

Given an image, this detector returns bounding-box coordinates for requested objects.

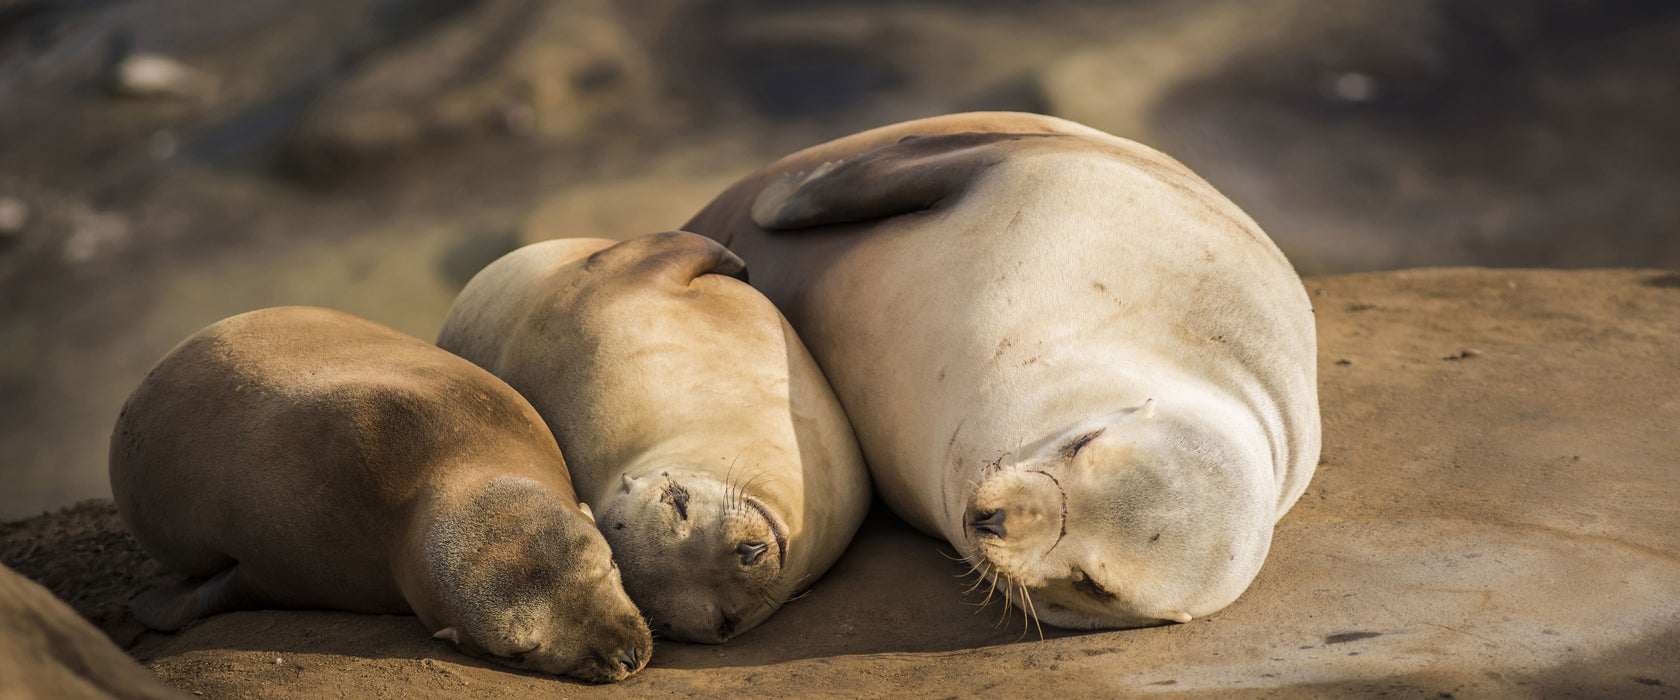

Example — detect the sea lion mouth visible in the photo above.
[742,495,788,569]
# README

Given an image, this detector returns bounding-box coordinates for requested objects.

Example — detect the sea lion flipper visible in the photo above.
[130,567,255,632]
[751,132,1042,230]
[584,231,749,285]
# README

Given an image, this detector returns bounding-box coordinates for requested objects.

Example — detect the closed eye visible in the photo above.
[1058,429,1105,460]
[660,482,691,520]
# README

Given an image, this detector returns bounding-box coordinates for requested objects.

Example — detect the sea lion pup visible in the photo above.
[0,562,188,699]
[108,306,651,683]
[681,112,1320,630]
[437,231,870,643]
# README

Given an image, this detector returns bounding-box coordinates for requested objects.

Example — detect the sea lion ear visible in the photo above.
[750,132,1048,230]
[432,627,460,644]
[577,502,595,523]
[585,231,749,285]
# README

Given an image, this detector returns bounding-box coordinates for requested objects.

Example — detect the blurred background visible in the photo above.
[1,0,1676,519]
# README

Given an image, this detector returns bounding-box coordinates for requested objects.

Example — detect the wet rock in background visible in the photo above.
[1144,0,1680,272]
[291,0,680,176]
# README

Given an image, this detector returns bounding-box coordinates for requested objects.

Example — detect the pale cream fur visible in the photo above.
[438,232,870,642]
[682,113,1320,629]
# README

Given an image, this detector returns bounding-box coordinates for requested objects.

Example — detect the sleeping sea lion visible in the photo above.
[109,306,651,682]
[681,112,1320,629]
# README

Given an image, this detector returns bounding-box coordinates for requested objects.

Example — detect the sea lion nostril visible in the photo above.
[616,646,640,672]
[971,508,1007,538]
[736,540,768,565]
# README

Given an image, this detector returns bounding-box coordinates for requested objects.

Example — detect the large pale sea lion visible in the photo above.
[108,306,651,682]
[682,112,1320,629]
[437,231,870,642]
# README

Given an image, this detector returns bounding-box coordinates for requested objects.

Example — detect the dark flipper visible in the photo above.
[130,566,260,632]
[583,230,749,286]
[750,132,1055,230]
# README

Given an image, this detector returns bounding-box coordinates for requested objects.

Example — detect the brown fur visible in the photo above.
[0,562,186,700]
[108,306,651,682]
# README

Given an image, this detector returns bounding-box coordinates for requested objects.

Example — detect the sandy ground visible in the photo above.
[4,267,1676,698]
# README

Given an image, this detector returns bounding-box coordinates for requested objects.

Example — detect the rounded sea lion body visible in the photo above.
[437,232,870,643]
[682,112,1320,629]
[109,306,651,682]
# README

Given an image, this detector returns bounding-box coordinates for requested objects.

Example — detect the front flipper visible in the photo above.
[583,230,749,286]
[750,132,1056,230]
[130,566,261,632]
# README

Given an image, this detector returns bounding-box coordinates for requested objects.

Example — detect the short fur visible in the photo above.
[108,306,651,682]
[682,113,1320,629]
[0,562,187,699]
[437,232,870,643]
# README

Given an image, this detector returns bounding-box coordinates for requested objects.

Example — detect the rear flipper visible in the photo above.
[130,566,263,632]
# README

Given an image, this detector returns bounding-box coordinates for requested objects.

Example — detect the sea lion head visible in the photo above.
[958,400,1273,630]
[427,477,653,683]
[597,470,790,643]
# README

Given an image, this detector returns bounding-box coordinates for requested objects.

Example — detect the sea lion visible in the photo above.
[108,306,652,682]
[682,112,1320,629]
[0,562,188,699]
[437,231,870,643]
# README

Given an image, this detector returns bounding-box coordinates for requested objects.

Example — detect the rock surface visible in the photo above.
[4,267,1674,698]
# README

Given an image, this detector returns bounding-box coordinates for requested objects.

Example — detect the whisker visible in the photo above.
[995,575,1015,629]
[1020,582,1044,642]
[978,564,1001,609]
[1013,581,1029,642]
[937,547,969,563]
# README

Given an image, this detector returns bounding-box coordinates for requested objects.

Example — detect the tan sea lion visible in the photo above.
[108,306,652,682]
[682,112,1320,629]
[437,231,870,643]
[0,562,188,699]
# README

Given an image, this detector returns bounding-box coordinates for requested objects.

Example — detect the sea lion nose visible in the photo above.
[616,646,643,673]
[970,508,1008,538]
[736,540,768,566]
